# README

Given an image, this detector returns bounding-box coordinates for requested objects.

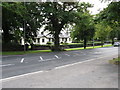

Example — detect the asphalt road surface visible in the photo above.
[2,46,118,80]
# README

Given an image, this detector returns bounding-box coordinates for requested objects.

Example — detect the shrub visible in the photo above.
[46,42,52,45]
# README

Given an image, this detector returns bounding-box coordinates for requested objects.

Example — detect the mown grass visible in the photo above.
[109,57,120,65]
[2,50,51,55]
[65,44,112,51]
[2,44,112,55]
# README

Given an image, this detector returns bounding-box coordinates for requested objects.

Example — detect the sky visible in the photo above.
[79,0,111,15]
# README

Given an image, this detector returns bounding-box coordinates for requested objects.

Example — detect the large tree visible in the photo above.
[95,21,112,46]
[2,2,42,47]
[95,2,120,43]
[2,2,25,44]
[37,2,92,51]
[71,13,95,49]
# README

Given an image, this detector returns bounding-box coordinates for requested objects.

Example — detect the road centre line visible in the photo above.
[0,64,14,67]
[20,58,24,63]
[40,56,43,61]
[1,53,117,82]
[45,58,56,61]
[54,55,60,59]
[65,54,70,56]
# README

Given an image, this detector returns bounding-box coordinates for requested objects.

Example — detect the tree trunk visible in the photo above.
[112,38,114,45]
[101,41,104,47]
[3,27,11,44]
[52,30,61,51]
[84,38,87,49]
[30,43,34,50]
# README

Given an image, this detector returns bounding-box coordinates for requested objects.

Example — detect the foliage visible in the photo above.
[95,21,112,44]
[71,12,95,49]
[2,2,42,45]
[2,2,25,44]
[95,2,120,42]
[36,2,92,51]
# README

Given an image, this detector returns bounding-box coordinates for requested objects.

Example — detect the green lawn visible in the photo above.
[2,50,51,55]
[109,57,120,65]
[2,44,112,55]
[65,44,112,51]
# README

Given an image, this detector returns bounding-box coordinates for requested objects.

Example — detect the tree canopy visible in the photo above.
[95,2,120,42]
[32,2,92,51]
[71,12,95,49]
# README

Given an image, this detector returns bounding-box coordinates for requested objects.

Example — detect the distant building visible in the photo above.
[21,27,72,45]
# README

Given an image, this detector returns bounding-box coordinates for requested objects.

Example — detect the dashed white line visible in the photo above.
[40,56,43,61]
[0,64,14,67]
[1,54,117,81]
[65,54,70,56]
[54,55,59,59]
[20,58,24,63]
[46,58,56,61]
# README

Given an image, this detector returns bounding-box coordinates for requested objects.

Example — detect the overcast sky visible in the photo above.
[79,0,111,15]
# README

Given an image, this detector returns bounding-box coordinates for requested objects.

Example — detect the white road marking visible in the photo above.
[65,54,70,56]
[1,71,44,82]
[40,56,43,61]
[1,53,117,82]
[46,58,56,61]
[0,64,14,67]
[20,58,24,63]
[54,55,60,59]
[55,54,117,70]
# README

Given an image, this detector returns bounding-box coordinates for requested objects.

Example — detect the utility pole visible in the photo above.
[93,38,94,48]
[23,1,26,53]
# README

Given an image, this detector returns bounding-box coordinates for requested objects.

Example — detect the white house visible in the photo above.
[21,26,72,45]
[33,29,72,45]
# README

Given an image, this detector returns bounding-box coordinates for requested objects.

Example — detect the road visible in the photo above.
[2,46,118,79]
[1,46,119,88]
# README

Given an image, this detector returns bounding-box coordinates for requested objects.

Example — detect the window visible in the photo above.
[62,38,64,41]
[38,38,40,43]
[41,32,44,35]
[52,38,54,42]
[48,38,51,42]
[69,38,71,41]
[20,39,22,44]
[65,38,67,42]
[42,38,45,42]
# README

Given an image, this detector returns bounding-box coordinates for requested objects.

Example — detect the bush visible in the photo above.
[46,42,52,45]
[2,43,24,51]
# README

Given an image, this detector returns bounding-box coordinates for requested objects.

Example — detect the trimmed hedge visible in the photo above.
[2,44,24,51]
[2,42,103,51]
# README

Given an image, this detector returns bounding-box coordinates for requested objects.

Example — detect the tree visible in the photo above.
[2,2,25,44]
[95,22,112,46]
[37,2,92,51]
[71,13,95,49]
[2,2,42,48]
[94,2,120,43]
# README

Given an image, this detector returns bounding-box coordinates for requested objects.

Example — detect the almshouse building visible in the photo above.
[21,26,72,45]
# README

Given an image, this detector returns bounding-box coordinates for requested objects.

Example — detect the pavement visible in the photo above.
[1,46,119,88]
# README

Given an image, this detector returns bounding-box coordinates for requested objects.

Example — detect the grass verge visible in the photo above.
[2,44,112,55]
[2,50,51,55]
[65,44,112,51]
[109,57,120,65]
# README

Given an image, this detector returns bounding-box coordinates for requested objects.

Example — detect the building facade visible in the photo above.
[21,28,72,45]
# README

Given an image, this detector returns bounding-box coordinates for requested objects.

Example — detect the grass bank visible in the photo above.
[65,44,112,51]
[2,44,112,55]
[109,57,120,65]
